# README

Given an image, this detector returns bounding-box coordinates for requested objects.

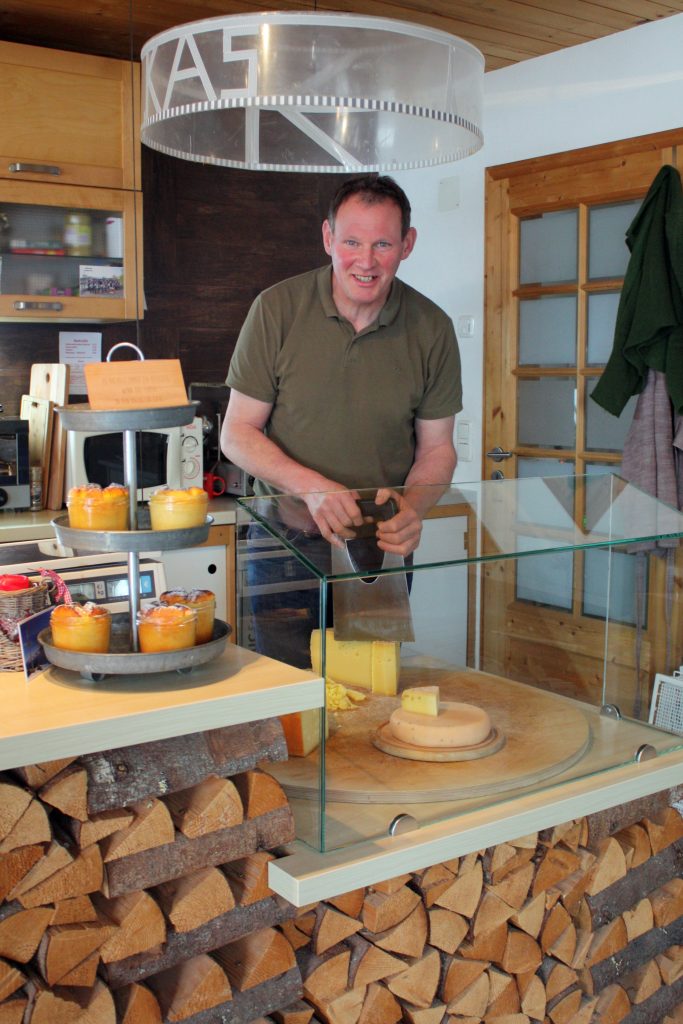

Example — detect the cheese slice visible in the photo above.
[279,708,327,757]
[310,629,400,694]
[389,701,491,749]
[401,685,440,716]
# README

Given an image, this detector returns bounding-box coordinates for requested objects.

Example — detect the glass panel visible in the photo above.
[587,292,621,365]
[519,296,576,366]
[519,210,578,285]
[588,200,641,279]
[585,379,638,452]
[516,537,573,611]
[0,202,123,298]
[583,545,640,626]
[518,457,575,479]
[517,378,576,449]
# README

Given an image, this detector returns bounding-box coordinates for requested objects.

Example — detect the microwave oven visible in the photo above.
[64,418,203,501]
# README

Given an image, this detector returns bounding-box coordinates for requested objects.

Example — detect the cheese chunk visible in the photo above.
[401,686,440,716]
[389,701,491,749]
[310,629,400,694]
[279,709,326,757]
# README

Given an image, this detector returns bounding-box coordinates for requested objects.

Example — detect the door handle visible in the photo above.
[486,447,512,462]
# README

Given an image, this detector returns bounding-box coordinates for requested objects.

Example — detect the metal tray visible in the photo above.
[56,403,199,432]
[39,614,232,682]
[51,512,214,553]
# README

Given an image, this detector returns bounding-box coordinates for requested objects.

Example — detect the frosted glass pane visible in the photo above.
[585,380,637,452]
[519,210,578,285]
[583,546,639,625]
[516,464,575,528]
[587,292,621,365]
[518,378,576,449]
[588,201,640,279]
[518,457,575,479]
[519,296,576,366]
[516,534,573,610]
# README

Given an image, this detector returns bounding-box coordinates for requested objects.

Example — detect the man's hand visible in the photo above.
[374,487,423,557]
[303,489,364,547]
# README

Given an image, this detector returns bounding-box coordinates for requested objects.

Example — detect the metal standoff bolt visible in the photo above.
[388,813,418,837]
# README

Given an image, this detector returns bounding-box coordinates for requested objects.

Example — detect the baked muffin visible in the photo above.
[148,487,208,531]
[67,484,129,531]
[160,588,215,644]
[137,602,197,653]
[50,602,111,653]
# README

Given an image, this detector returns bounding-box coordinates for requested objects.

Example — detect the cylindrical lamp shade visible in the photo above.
[140,12,484,172]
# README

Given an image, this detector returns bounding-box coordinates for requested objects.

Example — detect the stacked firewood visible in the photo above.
[0,719,302,1023]
[276,794,683,1024]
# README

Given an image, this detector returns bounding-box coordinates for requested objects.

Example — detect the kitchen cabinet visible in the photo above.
[0,180,143,320]
[0,40,140,190]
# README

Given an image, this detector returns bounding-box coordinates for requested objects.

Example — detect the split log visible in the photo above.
[154,866,235,933]
[384,946,440,1009]
[232,770,289,820]
[642,807,683,855]
[433,858,483,917]
[509,892,546,940]
[17,844,102,908]
[546,985,582,1024]
[413,863,455,908]
[581,913,683,993]
[364,901,427,959]
[50,896,97,926]
[0,957,25,1000]
[100,799,175,862]
[651,879,683,928]
[298,947,351,1003]
[164,776,244,839]
[656,944,683,984]
[213,927,295,991]
[615,824,652,868]
[0,797,51,854]
[113,982,163,1024]
[584,793,672,850]
[427,907,468,954]
[0,902,53,962]
[346,933,406,988]
[13,757,77,789]
[35,920,117,986]
[517,968,546,1020]
[401,1002,446,1024]
[532,847,582,897]
[459,920,509,963]
[486,966,521,1015]
[9,838,74,901]
[441,954,489,1005]
[593,983,631,1024]
[617,973,683,1024]
[142,968,302,1024]
[38,765,88,821]
[94,889,167,963]
[0,997,27,1024]
[312,905,364,955]
[55,950,100,988]
[358,981,402,1023]
[22,975,82,1023]
[444,970,490,1017]
[621,959,662,1004]
[500,927,542,975]
[585,837,628,896]
[101,893,293,987]
[0,776,32,841]
[145,953,233,1020]
[67,808,134,849]
[0,844,44,901]
[327,891,364,918]
[582,838,683,929]
[101,807,294,898]
[281,919,317,953]
[271,1000,316,1024]
[222,851,274,906]
[473,891,516,937]
[361,885,421,933]
[78,720,287,813]
[623,899,655,943]
[485,845,535,886]
[584,917,629,969]
[369,873,413,896]
[489,862,534,912]
[538,957,578,1003]
[311,986,364,1023]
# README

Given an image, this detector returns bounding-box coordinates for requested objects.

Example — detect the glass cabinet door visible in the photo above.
[0,180,142,320]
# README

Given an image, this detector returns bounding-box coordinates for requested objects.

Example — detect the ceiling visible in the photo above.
[1,0,683,71]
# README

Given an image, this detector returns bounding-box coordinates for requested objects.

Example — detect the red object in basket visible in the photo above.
[0,574,34,592]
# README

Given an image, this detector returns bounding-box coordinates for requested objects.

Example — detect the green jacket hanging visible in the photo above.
[591,164,683,417]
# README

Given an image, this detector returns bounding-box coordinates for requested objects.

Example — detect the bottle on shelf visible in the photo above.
[63,212,92,256]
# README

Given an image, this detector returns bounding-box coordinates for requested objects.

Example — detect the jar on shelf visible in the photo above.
[63,212,92,256]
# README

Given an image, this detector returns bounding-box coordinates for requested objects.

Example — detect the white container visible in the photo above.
[105,216,123,259]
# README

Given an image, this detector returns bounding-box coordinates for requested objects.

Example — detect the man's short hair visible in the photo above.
[327,174,412,238]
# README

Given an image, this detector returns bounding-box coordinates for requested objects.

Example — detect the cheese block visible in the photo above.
[389,701,491,749]
[279,708,327,757]
[401,685,440,716]
[310,628,400,694]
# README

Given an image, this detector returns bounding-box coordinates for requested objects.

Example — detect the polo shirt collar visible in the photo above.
[316,265,403,330]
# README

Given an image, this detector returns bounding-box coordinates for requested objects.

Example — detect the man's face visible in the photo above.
[322,195,416,317]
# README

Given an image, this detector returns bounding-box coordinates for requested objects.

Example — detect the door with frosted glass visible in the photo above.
[483,136,683,711]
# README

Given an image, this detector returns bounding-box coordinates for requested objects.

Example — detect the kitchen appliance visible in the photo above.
[0,418,30,510]
[64,418,203,501]
[188,381,252,496]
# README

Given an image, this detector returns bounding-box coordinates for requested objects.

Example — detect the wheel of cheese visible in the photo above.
[389,701,491,749]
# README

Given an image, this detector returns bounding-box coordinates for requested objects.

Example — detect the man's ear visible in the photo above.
[401,227,417,260]
[322,219,333,256]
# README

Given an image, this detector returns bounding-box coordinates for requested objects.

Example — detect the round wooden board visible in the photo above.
[272,667,592,804]
[372,722,505,762]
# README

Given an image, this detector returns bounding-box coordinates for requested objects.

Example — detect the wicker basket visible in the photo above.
[0,580,52,671]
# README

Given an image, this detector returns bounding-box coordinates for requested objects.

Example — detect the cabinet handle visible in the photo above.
[14,300,64,311]
[8,162,62,176]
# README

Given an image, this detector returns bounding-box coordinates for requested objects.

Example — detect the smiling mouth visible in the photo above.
[353,274,376,283]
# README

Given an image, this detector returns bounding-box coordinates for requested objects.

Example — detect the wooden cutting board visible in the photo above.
[19,394,54,496]
[29,364,70,510]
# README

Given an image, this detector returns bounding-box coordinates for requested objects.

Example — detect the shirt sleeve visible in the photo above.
[226,292,281,404]
[415,316,463,420]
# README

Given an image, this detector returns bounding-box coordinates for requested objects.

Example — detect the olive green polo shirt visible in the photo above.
[226,265,462,494]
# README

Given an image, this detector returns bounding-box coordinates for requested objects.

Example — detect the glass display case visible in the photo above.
[236,474,683,853]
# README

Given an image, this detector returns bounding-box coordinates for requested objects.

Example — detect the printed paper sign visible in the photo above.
[84,359,188,410]
[59,331,102,396]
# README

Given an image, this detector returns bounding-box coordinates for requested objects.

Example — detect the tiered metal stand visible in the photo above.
[39,403,230,681]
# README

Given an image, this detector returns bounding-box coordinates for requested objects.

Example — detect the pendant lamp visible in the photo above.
[140,11,484,173]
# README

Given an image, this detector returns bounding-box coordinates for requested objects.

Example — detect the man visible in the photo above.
[222,174,462,557]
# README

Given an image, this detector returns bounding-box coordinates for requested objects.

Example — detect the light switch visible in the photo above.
[457,315,475,338]
[456,419,472,461]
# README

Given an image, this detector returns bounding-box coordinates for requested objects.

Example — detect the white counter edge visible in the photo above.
[268,747,683,906]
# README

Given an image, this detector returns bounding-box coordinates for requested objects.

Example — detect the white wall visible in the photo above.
[393,13,683,483]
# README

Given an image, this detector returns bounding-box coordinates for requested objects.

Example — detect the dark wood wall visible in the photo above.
[1,150,342,414]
